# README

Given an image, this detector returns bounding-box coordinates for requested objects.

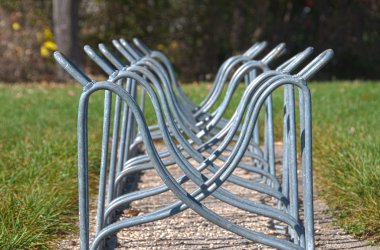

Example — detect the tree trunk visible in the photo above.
[53,0,80,81]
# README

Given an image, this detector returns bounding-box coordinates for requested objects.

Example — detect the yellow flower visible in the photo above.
[12,22,21,31]
[40,46,50,57]
[40,41,58,58]
[43,41,57,51]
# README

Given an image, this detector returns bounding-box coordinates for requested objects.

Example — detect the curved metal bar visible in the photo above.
[108,70,288,209]
[102,71,304,232]
[124,44,285,154]
[112,39,135,63]
[132,37,152,55]
[243,41,267,57]
[54,52,92,87]
[133,58,199,132]
[129,40,282,154]
[79,80,307,250]
[98,43,125,69]
[117,155,279,191]
[195,47,315,144]
[92,73,314,248]
[84,46,125,204]
[55,44,332,250]
[113,49,318,208]
[104,46,282,184]
[120,38,144,59]
[109,47,314,199]
[134,39,266,114]
[296,49,334,80]
[196,41,267,112]
[197,46,312,127]
[107,67,284,214]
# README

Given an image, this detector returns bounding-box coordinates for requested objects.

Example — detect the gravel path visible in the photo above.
[58,143,377,249]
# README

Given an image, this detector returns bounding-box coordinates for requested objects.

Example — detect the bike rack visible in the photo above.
[54,38,333,250]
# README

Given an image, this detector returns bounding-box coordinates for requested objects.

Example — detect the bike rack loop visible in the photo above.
[54,41,333,250]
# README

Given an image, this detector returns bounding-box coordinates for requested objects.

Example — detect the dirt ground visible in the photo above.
[58,143,377,249]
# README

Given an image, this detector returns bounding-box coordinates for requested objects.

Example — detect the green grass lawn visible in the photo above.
[310,82,380,242]
[0,81,379,248]
[0,84,104,249]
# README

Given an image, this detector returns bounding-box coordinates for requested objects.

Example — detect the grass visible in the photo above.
[0,81,379,248]
[0,84,105,249]
[310,82,380,241]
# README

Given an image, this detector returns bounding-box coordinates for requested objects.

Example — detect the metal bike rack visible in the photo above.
[54,38,333,250]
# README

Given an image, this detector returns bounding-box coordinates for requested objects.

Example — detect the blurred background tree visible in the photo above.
[53,0,80,80]
[0,0,379,82]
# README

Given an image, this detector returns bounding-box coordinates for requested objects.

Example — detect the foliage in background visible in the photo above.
[78,0,380,81]
[0,0,380,82]
[0,1,56,82]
